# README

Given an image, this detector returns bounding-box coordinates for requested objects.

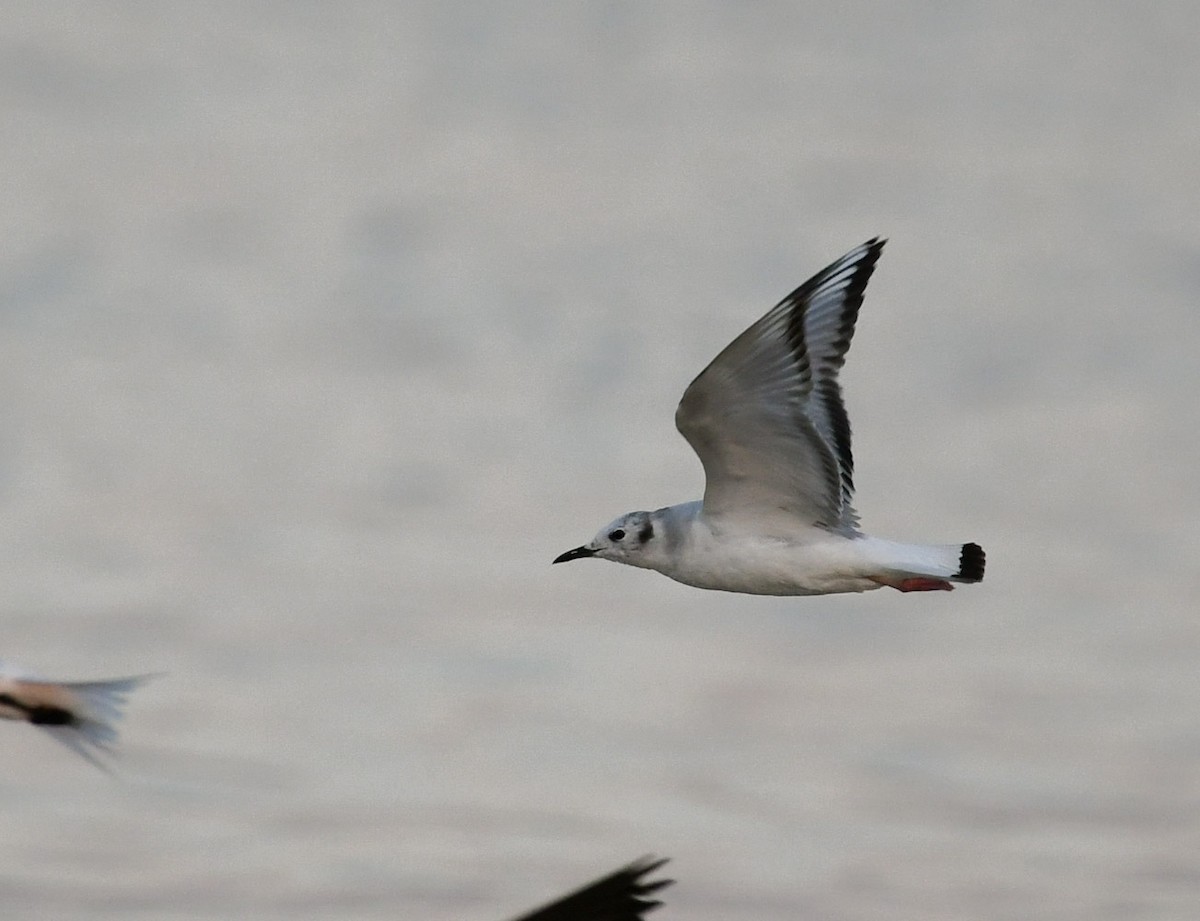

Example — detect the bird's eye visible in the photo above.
[608,529,626,541]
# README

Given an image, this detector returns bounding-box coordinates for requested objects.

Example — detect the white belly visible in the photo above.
[658,532,883,596]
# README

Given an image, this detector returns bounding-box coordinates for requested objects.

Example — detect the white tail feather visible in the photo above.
[863,539,986,583]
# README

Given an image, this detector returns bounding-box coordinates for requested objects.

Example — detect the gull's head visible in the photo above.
[553,511,659,568]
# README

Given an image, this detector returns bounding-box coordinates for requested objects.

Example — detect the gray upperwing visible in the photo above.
[675,239,884,533]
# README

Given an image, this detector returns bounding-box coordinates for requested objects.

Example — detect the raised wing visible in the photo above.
[509,856,671,921]
[674,239,884,534]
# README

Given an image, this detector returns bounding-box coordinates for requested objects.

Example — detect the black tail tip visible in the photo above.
[956,542,986,583]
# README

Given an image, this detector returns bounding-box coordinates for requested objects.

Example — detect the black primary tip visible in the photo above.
[509,855,672,921]
[957,542,986,582]
[553,545,596,564]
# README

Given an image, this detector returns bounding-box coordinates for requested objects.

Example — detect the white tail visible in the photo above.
[905,541,985,583]
[861,539,986,593]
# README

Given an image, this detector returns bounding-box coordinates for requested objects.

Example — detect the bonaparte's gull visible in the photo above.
[510,856,670,921]
[0,661,154,769]
[554,239,985,595]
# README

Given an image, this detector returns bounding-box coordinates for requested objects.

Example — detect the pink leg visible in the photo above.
[872,576,955,592]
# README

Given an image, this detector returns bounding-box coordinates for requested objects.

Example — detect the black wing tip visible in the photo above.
[956,542,986,583]
[627,854,672,887]
[784,236,887,304]
[843,237,886,275]
[861,235,887,252]
[848,236,886,283]
[611,855,674,914]
[510,856,673,921]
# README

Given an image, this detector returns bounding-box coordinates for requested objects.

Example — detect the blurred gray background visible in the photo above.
[1,3,1198,919]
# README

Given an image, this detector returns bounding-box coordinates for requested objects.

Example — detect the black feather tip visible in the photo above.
[510,856,673,921]
[956,542,986,583]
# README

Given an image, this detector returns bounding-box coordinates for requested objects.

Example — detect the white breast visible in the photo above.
[656,518,883,596]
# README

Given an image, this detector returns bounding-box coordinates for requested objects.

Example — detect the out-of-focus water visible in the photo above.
[0,4,1198,919]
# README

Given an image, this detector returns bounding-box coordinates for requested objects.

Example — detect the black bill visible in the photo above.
[552,545,596,564]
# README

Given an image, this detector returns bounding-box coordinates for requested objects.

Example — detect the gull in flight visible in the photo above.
[0,661,154,769]
[509,856,670,921]
[554,239,985,595]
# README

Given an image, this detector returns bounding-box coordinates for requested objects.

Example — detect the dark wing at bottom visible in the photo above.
[508,856,672,921]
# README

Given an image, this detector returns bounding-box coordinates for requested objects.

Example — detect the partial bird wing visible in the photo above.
[675,239,884,534]
[509,856,671,921]
[0,668,156,770]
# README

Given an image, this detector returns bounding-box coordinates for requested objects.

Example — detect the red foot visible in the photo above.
[892,577,954,592]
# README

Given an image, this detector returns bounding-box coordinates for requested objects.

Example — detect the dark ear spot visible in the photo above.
[638,521,653,543]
